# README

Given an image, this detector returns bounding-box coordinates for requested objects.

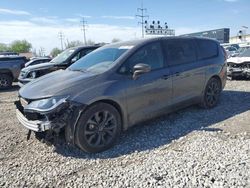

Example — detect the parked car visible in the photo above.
[15,37,227,153]
[227,48,250,79]
[225,46,238,58]
[0,56,27,89]
[25,57,51,67]
[0,52,19,57]
[18,45,100,87]
[229,46,250,57]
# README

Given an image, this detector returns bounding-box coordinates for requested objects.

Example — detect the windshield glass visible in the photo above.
[51,48,75,64]
[238,48,250,57]
[68,47,128,73]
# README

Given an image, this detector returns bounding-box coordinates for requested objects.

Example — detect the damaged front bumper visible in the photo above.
[16,108,51,132]
[227,62,250,78]
[15,99,86,143]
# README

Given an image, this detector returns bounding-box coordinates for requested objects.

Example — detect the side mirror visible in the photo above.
[71,58,77,64]
[133,63,151,80]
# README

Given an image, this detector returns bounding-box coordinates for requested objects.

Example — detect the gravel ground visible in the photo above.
[0,81,249,187]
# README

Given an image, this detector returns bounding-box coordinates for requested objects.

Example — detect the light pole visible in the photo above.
[136,3,149,38]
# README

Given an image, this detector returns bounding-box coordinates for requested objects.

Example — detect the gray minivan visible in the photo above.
[15,37,227,153]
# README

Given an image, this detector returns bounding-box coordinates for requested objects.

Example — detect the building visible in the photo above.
[181,28,230,43]
[230,34,250,44]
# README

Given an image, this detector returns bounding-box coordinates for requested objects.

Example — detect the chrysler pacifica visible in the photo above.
[15,37,227,153]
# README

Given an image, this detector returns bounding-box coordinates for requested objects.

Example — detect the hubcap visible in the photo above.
[206,81,220,106]
[84,111,117,147]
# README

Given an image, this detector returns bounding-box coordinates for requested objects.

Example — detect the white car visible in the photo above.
[227,48,250,79]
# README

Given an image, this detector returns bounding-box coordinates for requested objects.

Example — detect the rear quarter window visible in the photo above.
[197,40,218,60]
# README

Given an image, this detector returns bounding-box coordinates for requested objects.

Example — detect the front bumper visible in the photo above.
[16,108,51,132]
[15,98,85,143]
[227,68,250,78]
[227,68,243,77]
[15,100,51,132]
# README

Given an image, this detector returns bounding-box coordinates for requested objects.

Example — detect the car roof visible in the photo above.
[101,36,219,49]
[0,55,26,60]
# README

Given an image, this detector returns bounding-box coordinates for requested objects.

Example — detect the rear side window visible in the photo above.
[163,39,196,66]
[197,40,218,60]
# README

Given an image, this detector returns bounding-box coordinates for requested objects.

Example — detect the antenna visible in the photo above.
[136,2,149,38]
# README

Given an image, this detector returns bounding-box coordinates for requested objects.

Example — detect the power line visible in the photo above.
[58,31,64,50]
[136,2,149,38]
[81,17,88,45]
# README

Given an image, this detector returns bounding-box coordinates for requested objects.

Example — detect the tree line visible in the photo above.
[0,40,32,54]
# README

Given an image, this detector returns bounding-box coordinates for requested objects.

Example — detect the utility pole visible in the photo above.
[81,17,87,45]
[58,31,64,50]
[136,2,149,38]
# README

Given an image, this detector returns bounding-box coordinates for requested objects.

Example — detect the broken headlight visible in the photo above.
[30,71,37,79]
[24,96,68,113]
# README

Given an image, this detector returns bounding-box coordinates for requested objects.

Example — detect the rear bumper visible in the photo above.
[16,108,51,132]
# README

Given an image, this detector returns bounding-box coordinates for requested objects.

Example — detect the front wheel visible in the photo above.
[200,77,222,109]
[75,103,122,153]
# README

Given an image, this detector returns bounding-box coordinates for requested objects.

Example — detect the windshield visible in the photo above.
[51,48,76,64]
[68,47,128,73]
[238,48,250,57]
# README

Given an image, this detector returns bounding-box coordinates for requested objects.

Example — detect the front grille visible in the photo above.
[228,62,250,69]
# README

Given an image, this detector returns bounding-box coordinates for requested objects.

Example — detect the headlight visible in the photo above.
[30,71,36,79]
[27,71,37,79]
[24,96,68,113]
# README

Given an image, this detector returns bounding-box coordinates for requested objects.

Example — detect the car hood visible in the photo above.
[19,69,98,100]
[21,62,56,72]
[227,57,250,64]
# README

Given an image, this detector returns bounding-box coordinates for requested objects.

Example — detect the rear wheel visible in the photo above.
[75,103,122,153]
[201,77,221,108]
[0,74,12,89]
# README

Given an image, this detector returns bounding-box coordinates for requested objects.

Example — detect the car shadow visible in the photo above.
[53,90,250,159]
[0,85,19,93]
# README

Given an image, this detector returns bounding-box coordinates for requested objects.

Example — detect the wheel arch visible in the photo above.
[0,69,14,79]
[209,75,222,90]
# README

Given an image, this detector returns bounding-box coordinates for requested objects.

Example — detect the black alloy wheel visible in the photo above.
[202,77,222,108]
[75,103,122,153]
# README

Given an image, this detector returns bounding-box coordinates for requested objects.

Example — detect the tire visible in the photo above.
[75,103,122,153]
[0,74,12,89]
[200,77,222,109]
